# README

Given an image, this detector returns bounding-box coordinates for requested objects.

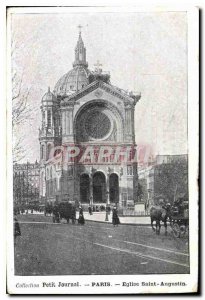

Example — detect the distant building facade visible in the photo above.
[13,161,40,204]
[138,154,188,206]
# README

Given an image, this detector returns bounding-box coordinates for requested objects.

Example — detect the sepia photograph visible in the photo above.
[6,4,199,294]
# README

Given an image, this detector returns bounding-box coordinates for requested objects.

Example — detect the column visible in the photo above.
[125,107,132,133]
[45,110,48,127]
[119,167,123,207]
[131,108,135,142]
[65,110,67,135]
[125,103,134,142]
[89,174,93,206]
[65,109,73,135]
[61,111,65,135]
[64,111,66,135]
[65,110,69,135]
[50,109,53,127]
[70,109,73,133]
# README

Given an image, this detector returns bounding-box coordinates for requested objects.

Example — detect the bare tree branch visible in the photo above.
[12,38,33,162]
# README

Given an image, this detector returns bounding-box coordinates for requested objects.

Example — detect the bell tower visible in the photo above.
[39,87,61,200]
[39,87,61,161]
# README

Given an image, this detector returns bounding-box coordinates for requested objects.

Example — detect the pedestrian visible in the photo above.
[78,206,85,225]
[71,205,76,224]
[88,205,92,215]
[53,203,60,223]
[14,216,21,247]
[112,206,120,227]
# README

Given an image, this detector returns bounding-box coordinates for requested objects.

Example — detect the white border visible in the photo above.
[5,4,199,295]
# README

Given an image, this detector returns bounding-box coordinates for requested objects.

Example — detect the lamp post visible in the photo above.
[105,191,109,221]
[147,188,152,214]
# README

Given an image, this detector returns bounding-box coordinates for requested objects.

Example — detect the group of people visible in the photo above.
[87,204,120,226]
[13,204,120,246]
[79,204,120,226]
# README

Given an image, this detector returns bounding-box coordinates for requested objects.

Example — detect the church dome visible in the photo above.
[54,65,91,96]
[42,87,57,102]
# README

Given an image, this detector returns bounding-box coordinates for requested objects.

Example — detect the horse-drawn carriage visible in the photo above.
[150,199,189,238]
[169,200,189,238]
[52,201,76,224]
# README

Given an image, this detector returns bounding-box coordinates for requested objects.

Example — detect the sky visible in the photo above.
[11,10,188,163]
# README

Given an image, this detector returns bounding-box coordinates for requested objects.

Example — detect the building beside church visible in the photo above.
[13,161,40,205]
[138,154,188,207]
[39,30,141,209]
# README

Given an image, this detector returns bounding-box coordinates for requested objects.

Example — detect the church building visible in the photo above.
[39,29,141,209]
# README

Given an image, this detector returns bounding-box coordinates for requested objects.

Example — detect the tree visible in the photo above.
[11,39,32,162]
[154,159,188,203]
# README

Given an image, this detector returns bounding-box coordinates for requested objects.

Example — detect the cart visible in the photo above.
[170,201,189,238]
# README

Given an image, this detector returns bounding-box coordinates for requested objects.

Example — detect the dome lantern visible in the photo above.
[54,27,91,96]
[73,25,88,68]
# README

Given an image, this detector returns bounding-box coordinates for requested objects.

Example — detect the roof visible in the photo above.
[60,79,141,105]
[54,66,91,96]
[42,87,57,102]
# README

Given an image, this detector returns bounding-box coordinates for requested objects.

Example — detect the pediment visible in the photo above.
[60,80,140,107]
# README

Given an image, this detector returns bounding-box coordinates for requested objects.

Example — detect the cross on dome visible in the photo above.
[94,60,103,73]
[77,25,83,34]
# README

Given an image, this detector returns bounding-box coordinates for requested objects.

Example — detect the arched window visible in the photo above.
[41,145,45,159]
[93,172,106,203]
[109,173,119,203]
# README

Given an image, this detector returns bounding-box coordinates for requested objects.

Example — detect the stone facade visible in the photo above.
[39,31,141,208]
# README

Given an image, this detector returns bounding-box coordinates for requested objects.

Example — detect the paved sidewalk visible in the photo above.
[23,210,151,226]
[80,212,150,225]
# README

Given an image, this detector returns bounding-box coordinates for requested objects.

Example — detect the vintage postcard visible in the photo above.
[6,4,199,294]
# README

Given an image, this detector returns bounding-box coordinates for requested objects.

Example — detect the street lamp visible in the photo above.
[147,188,152,213]
[105,191,109,221]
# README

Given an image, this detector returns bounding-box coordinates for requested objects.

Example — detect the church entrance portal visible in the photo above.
[80,173,90,203]
[109,173,119,204]
[93,172,106,203]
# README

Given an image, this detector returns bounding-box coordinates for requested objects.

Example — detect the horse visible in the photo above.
[44,204,53,216]
[150,205,169,235]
